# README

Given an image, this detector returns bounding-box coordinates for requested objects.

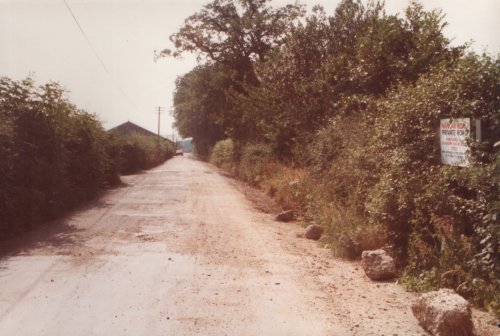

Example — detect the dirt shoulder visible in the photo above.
[213,161,500,336]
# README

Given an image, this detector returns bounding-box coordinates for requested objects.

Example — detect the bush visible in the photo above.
[305,105,384,258]
[232,53,500,315]
[114,134,174,175]
[237,143,273,185]
[0,77,121,239]
[369,54,499,316]
[209,138,235,171]
[0,77,176,240]
[303,178,386,258]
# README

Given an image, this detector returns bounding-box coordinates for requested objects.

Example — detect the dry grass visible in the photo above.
[226,175,282,214]
[237,161,388,259]
[312,196,388,259]
[258,162,310,212]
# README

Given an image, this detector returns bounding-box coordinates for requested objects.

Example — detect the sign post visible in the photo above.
[440,118,470,167]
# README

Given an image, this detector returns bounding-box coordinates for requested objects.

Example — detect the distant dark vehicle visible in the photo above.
[175,150,184,156]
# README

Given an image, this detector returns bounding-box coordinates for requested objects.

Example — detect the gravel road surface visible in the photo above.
[1,155,496,335]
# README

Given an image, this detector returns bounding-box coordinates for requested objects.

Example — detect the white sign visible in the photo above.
[440,118,470,167]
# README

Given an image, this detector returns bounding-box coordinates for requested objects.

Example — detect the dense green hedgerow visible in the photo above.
[303,54,499,315]
[0,77,174,240]
[237,143,274,185]
[112,134,175,175]
[0,77,118,238]
[209,138,235,171]
[369,54,500,315]
[209,54,500,316]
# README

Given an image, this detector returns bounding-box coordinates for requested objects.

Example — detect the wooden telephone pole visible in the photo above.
[155,106,165,142]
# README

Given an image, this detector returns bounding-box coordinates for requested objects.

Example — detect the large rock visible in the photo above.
[275,210,294,222]
[305,224,323,240]
[361,249,396,280]
[411,289,473,336]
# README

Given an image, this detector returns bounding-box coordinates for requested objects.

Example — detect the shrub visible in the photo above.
[305,104,385,258]
[115,134,174,175]
[209,138,235,171]
[201,52,499,318]
[305,186,387,258]
[237,143,273,185]
[258,163,311,212]
[369,54,499,316]
[0,77,121,238]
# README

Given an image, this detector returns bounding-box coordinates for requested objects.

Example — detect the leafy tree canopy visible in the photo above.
[173,64,232,157]
[166,0,304,82]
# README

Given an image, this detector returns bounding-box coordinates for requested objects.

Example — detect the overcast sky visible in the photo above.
[1,0,499,136]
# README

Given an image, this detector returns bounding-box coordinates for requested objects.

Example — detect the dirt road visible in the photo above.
[0,155,492,335]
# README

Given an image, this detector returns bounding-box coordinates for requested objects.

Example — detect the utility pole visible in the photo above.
[172,125,176,150]
[155,106,164,142]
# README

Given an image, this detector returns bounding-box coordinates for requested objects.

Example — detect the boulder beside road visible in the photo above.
[305,224,323,240]
[361,249,396,281]
[275,210,294,222]
[411,288,473,336]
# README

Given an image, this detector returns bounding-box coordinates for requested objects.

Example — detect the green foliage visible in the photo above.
[170,0,305,156]
[173,64,231,158]
[237,143,273,185]
[366,54,499,316]
[229,0,461,160]
[304,183,387,259]
[209,138,235,171]
[167,0,304,82]
[0,77,121,238]
[0,77,174,240]
[113,134,174,175]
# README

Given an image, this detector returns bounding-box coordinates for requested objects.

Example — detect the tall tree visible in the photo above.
[166,0,304,83]
[173,64,232,157]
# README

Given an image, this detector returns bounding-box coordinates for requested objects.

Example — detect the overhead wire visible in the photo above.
[63,0,138,113]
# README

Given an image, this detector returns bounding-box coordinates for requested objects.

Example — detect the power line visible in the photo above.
[63,0,138,111]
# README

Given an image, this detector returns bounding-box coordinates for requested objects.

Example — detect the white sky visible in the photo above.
[1,0,499,136]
